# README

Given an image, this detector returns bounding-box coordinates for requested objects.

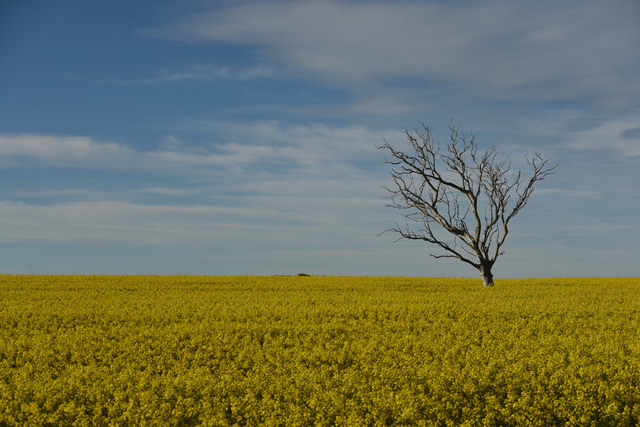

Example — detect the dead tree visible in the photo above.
[380,121,557,286]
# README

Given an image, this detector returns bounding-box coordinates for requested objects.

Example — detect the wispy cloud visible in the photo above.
[534,188,601,198]
[565,117,640,160]
[0,200,291,244]
[140,187,205,197]
[0,134,136,168]
[1,122,384,174]
[0,189,387,246]
[139,64,276,84]
[0,123,390,246]
[566,220,639,233]
[144,0,640,108]
[150,120,385,175]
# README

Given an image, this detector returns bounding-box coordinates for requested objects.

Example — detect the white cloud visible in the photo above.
[158,120,385,175]
[0,123,393,247]
[139,64,276,84]
[534,188,601,198]
[565,117,640,159]
[0,134,136,167]
[140,187,204,196]
[0,200,292,244]
[490,108,640,162]
[0,191,387,246]
[144,0,640,106]
[566,221,639,233]
[0,122,384,175]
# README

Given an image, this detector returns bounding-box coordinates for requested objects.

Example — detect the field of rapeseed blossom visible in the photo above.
[0,275,639,425]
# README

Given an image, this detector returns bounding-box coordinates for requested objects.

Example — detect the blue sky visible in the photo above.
[1,0,638,277]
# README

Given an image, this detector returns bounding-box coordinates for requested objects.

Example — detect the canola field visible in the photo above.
[1,275,639,426]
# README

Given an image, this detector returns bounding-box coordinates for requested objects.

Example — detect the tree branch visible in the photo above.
[379,121,558,278]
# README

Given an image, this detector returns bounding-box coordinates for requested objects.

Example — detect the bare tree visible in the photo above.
[380,122,557,286]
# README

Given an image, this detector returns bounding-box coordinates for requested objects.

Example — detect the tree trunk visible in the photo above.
[481,268,494,287]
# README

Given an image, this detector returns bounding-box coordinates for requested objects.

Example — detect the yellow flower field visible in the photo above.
[1,275,638,425]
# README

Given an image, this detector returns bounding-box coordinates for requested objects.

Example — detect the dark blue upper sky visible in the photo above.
[1,0,639,277]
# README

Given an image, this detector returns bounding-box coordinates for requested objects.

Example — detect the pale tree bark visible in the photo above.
[380,121,557,287]
[481,264,494,287]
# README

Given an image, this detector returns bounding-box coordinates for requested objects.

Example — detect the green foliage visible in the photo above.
[1,275,639,425]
